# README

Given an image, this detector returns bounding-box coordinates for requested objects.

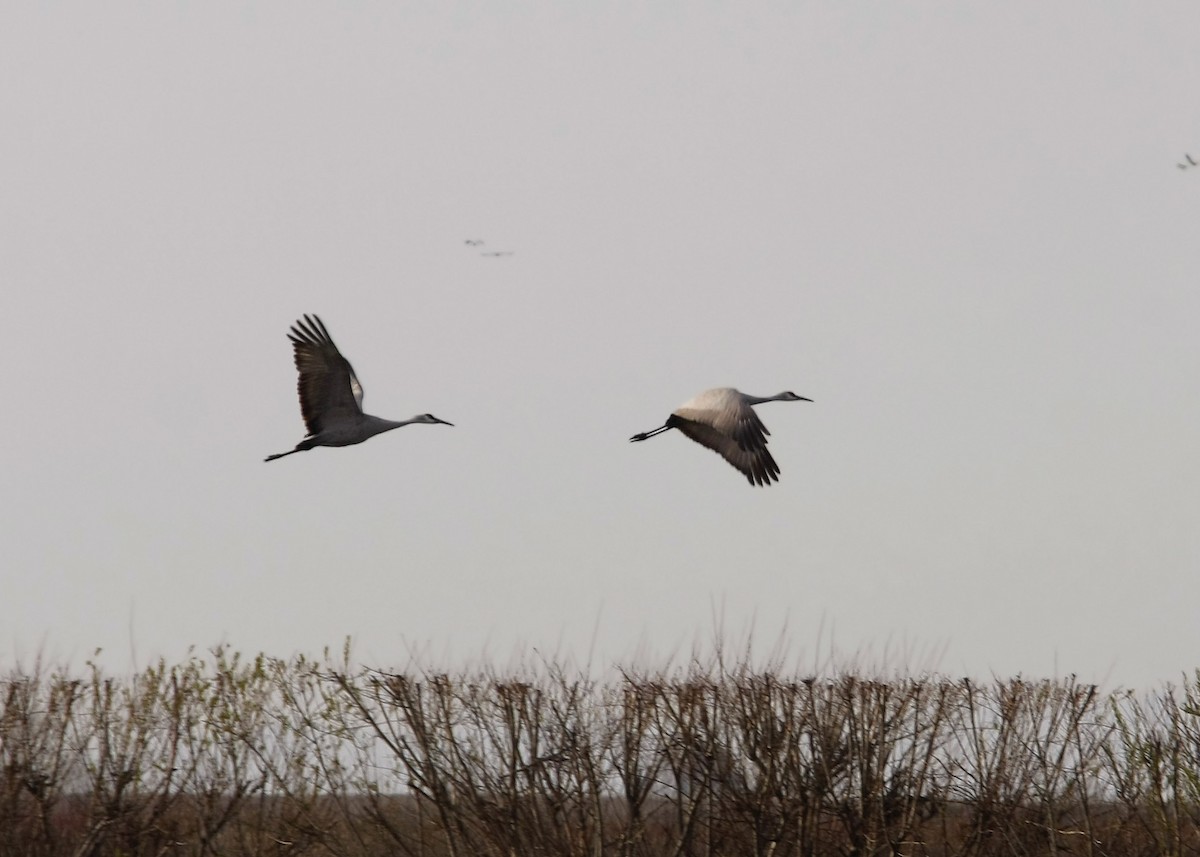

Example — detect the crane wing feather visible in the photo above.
[669,413,781,486]
[287,314,364,435]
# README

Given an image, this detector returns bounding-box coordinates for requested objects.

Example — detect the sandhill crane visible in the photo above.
[629,388,811,486]
[265,315,453,462]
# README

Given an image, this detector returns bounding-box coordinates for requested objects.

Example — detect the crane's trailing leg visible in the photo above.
[629,424,674,442]
[265,448,302,462]
[265,434,320,462]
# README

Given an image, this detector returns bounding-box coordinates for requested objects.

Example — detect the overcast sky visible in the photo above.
[3,3,1198,687]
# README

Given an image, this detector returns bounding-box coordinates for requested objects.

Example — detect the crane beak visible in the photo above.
[436,418,455,426]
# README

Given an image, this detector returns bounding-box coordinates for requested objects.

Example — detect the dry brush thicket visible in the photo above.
[3,646,1200,856]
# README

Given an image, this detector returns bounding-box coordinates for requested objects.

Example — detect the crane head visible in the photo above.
[412,413,454,427]
[779,392,813,402]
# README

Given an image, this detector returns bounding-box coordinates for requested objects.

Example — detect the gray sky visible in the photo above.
[3,3,1198,687]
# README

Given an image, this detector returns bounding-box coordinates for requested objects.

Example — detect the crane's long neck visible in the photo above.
[365,413,446,435]
[361,415,415,438]
[744,392,798,405]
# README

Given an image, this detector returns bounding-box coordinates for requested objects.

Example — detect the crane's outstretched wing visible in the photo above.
[668,410,780,486]
[287,315,364,436]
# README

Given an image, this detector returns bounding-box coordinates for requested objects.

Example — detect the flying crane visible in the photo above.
[629,387,811,486]
[265,315,453,462]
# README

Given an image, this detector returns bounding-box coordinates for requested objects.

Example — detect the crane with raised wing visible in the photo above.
[265,314,453,462]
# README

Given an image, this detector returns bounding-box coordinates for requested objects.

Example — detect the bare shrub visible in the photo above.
[4,646,1200,855]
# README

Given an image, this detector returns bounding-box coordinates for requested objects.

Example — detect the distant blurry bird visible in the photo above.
[629,388,811,486]
[1178,154,1197,170]
[465,239,484,246]
[481,251,514,257]
[265,315,453,462]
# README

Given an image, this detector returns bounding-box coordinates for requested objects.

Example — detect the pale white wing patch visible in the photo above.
[350,369,364,410]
